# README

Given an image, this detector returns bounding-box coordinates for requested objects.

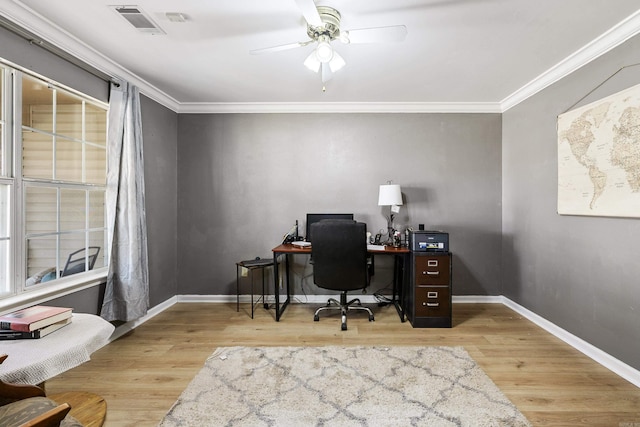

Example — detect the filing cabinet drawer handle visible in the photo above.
[423,271,440,276]
[427,291,438,298]
[426,302,440,307]
[427,260,439,267]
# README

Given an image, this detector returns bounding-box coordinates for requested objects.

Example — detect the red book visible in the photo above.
[0,305,73,332]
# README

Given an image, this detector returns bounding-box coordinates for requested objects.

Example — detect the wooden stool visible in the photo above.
[48,391,107,427]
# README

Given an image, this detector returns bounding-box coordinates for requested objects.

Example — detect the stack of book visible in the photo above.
[0,305,73,340]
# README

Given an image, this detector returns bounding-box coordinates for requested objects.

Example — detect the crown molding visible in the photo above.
[177,102,502,114]
[500,9,640,112]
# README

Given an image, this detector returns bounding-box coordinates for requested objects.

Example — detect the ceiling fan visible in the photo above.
[250,0,408,85]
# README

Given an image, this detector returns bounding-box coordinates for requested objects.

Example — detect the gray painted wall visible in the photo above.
[140,95,179,307]
[502,34,640,370]
[177,113,502,298]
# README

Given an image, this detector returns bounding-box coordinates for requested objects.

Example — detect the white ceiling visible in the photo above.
[2,0,640,113]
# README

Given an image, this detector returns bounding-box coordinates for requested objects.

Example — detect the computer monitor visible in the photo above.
[305,213,354,242]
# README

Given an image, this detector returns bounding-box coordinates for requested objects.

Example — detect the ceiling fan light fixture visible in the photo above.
[304,51,321,73]
[315,39,334,63]
[329,51,346,72]
[251,2,407,85]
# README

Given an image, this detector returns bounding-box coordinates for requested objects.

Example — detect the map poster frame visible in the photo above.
[557,82,640,218]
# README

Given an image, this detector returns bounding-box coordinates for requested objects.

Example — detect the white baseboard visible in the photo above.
[113,293,640,388]
[452,295,504,304]
[501,296,640,388]
[110,296,177,341]
[178,294,505,304]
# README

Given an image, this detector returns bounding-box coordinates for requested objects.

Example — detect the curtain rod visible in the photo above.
[0,15,114,84]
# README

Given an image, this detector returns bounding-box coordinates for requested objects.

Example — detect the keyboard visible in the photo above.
[367,244,386,251]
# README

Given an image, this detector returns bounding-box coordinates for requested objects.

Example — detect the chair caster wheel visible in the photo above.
[314,314,319,321]
[341,323,347,331]
[369,315,374,321]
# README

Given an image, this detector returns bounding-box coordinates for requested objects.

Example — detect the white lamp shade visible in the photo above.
[378,184,403,206]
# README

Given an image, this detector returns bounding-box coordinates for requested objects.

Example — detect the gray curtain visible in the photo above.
[100,81,149,322]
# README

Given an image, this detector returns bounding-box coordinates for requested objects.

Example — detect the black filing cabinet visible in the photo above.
[406,231,452,328]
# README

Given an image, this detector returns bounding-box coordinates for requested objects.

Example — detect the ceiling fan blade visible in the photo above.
[294,0,323,26]
[345,25,408,44]
[250,41,310,55]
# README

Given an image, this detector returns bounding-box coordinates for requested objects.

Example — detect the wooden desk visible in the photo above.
[271,243,410,322]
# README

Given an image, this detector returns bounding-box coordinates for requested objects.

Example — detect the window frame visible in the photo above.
[0,59,108,313]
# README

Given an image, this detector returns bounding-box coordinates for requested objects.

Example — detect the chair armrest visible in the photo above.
[19,402,71,427]
[0,355,45,402]
[0,381,46,401]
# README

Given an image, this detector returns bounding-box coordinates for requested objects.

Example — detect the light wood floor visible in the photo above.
[45,302,640,427]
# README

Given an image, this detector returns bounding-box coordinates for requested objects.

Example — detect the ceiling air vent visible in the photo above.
[111,6,165,35]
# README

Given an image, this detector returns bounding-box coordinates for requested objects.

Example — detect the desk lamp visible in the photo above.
[378,182,403,245]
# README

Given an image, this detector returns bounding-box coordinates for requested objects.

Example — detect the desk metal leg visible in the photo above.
[262,266,269,310]
[250,269,255,319]
[236,265,240,313]
[273,254,280,320]
[272,253,291,321]
[280,254,291,320]
[392,254,407,322]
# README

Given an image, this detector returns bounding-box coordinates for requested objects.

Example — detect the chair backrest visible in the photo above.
[62,246,101,277]
[311,220,368,292]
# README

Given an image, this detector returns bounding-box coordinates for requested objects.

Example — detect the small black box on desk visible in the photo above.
[409,230,449,252]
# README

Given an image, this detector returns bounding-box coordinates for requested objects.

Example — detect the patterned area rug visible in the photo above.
[159,346,531,427]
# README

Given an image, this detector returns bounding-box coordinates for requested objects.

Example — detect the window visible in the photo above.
[0,59,108,302]
[1,64,11,295]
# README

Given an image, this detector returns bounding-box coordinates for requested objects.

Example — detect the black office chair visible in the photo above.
[61,246,101,277]
[311,220,374,330]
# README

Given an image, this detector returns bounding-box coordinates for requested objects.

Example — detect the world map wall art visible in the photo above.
[557,83,640,218]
